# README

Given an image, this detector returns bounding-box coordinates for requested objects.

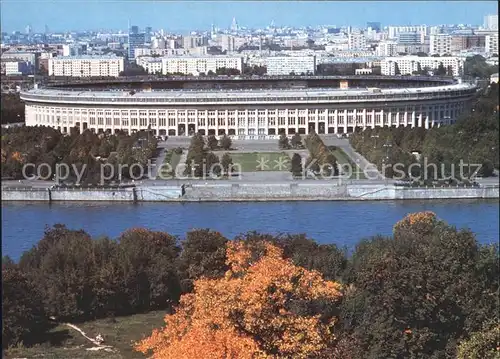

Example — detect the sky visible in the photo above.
[0,1,498,33]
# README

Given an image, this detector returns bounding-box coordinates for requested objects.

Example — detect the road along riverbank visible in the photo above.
[2,182,498,202]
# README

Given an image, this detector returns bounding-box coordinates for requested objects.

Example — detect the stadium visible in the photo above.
[20,76,477,138]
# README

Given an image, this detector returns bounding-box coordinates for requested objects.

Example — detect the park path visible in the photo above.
[321,135,384,180]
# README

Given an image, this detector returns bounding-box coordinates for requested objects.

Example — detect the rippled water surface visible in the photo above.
[2,200,499,260]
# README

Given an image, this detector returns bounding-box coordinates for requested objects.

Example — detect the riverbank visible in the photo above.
[2,182,499,202]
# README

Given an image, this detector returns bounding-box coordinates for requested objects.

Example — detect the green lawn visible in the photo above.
[4,311,167,359]
[329,147,366,179]
[226,152,291,172]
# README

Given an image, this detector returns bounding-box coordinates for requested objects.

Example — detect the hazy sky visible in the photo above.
[1,1,498,33]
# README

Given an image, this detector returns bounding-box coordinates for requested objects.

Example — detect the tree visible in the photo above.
[341,212,499,359]
[291,133,303,149]
[457,321,500,359]
[394,63,401,75]
[220,153,233,174]
[135,242,343,359]
[219,134,232,150]
[291,153,303,177]
[435,62,447,76]
[205,152,221,177]
[206,135,218,151]
[278,134,290,150]
[18,225,99,321]
[178,229,229,293]
[2,262,50,348]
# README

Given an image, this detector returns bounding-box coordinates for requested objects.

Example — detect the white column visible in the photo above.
[362,109,367,130]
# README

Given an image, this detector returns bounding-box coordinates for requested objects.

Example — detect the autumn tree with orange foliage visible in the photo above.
[135,241,343,359]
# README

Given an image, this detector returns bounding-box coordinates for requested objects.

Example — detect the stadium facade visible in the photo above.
[20,76,477,138]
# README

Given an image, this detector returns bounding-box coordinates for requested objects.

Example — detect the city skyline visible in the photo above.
[0,1,498,33]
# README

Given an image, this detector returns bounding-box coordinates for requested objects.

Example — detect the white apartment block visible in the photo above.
[2,60,32,75]
[484,14,498,31]
[381,56,464,76]
[348,33,367,50]
[134,48,187,57]
[485,34,499,55]
[266,56,316,75]
[376,41,398,56]
[48,55,125,77]
[430,34,452,55]
[161,56,244,75]
[388,26,427,43]
[136,57,163,74]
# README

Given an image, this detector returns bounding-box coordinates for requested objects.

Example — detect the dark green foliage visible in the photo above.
[464,55,499,79]
[290,133,303,149]
[340,219,499,359]
[185,134,223,178]
[206,135,218,151]
[291,153,303,177]
[1,127,158,182]
[220,152,233,174]
[219,134,232,150]
[107,229,181,315]
[349,84,499,179]
[2,261,50,348]
[1,93,25,125]
[17,225,181,322]
[178,229,229,293]
[278,134,291,150]
[18,225,98,321]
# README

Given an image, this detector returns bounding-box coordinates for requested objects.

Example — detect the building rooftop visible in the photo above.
[23,82,475,101]
[51,55,124,60]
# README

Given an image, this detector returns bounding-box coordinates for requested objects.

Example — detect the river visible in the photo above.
[2,200,499,260]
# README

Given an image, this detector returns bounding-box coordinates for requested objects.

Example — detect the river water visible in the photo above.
[2,200,499,260]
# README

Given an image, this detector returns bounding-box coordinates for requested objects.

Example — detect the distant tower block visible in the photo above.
[231,17,238,32]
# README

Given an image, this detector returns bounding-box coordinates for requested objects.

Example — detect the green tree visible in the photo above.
[290,133,303,149]
[220,152,233,174]
[178,229,229,293]
[206,135,218,151]
[18,225,98,321]
[290,153,303,177]
[435,62,447,76]
[219,134,232,150]
[2,261,50,348]
[341,212,499,359]
[279,134,290,149]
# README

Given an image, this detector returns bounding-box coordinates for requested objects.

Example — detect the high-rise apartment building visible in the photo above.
[220,34,236,52]
[376,41,398,56]
[128,25,145,60]
[266,56,316,75]
[430,34,452,55]
[366,22,381,31]
[388,25,427,43]
[484,14,498,30]
[348,32,367,50]
[397,32,420,44]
